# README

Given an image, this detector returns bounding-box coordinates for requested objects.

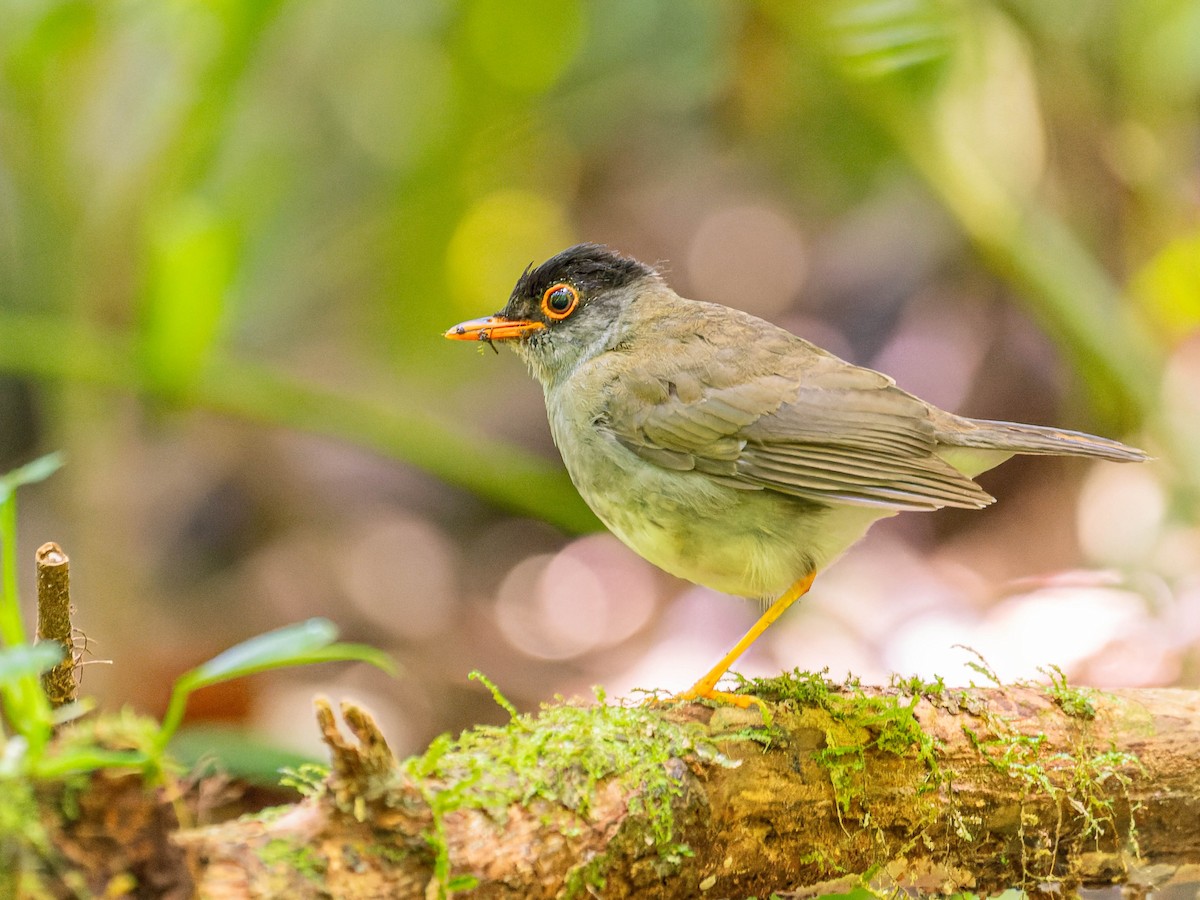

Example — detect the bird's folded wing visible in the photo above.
[601,353,994,511]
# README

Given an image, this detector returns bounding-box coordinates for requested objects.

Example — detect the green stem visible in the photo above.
[0,494,22,646]
[839,77,1162,430]
[0,314,598,534]
[883,100,1161,425]
[156,679,192,755]
[835,74,1200,501]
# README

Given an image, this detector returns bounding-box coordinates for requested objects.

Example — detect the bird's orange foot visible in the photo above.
[670,676,768,712]
[638,683,754,708]
[675,686,759,709]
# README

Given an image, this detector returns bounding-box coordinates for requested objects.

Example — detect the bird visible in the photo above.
[445,243,1148,706]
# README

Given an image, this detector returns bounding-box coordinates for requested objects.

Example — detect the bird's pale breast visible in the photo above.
[545,371,894,600]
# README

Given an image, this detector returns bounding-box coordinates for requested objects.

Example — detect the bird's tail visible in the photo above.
[945,418,1148,463]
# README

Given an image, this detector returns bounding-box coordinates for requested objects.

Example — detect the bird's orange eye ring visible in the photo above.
[540,283,579,320]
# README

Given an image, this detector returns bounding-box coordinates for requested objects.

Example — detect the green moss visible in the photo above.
[740,667,841,708]
[241,803,293,824]
[741,668,941,816]
[961,650,1004,687]
[257,837,327,883]
[278,762,331,799]
[402,673,735,898]
[735,661,1145,892]
[364,840,412,866]
[1040,665,1096,720]
[562,853,608,897]
[0,776,52,898]
[963,666,1143,882]
[797,845,846,876]
[954,652,1142,876]
[888,672,947,698]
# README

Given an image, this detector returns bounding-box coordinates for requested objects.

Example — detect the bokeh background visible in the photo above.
[2,0,1199,762]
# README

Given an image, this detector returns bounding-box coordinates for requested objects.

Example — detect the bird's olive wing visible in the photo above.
[600,347,993,511]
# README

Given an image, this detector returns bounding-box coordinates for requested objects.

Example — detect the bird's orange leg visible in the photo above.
[677,570,816,708]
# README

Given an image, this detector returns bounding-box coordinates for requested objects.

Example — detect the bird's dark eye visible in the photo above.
[540,283,579,320]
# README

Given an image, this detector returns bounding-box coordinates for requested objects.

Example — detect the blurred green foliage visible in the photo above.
[0,0,1197,523]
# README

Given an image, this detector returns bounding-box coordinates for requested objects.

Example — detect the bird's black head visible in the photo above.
[499,243,657,325]
[444,243,659,385]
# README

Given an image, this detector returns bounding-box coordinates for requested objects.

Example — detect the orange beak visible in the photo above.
[443,316,546,343]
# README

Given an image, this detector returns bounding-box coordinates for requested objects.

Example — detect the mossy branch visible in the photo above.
[165,680,1200,899]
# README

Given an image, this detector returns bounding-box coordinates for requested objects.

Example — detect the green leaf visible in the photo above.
[156,618,397,751]
[177,618,396,692]
[0,452,64,504]
[32,748,147,779]
[170,724,320,786]
[0,643,61,755]
[50,698,94,725]
[0,641,64,684]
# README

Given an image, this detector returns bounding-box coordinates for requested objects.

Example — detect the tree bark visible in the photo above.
[169,681,1200,899]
